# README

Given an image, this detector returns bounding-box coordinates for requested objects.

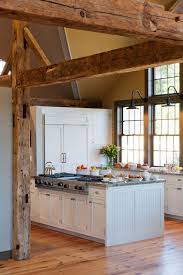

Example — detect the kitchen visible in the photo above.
[1,1,183,274]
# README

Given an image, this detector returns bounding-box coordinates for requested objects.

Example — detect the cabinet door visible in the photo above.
[63,125,88,173]
[39,192,50,225]
[45,125,63,172]
[74,197,88,233]
[31,190,40,222]
[90,200,105,239]
[167,185,178,215]
[175,186,183,216]
[49,193,62,227]
[62,195,75,229]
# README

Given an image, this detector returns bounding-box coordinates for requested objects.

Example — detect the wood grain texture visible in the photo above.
[17,41,183,88]
[1,219,183,274]
[30,97,102,108]
[0,75,11,87]
[12,20,31,260]
[24,27,51,66]
[1,1,183,44]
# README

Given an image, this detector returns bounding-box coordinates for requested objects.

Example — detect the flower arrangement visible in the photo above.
[100,144,120,167]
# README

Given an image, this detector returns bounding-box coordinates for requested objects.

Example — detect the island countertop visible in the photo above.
[88,179,165,188]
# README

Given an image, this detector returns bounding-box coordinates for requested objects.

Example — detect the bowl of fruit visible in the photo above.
[76,165,88,175]
[90,166,100,176]
[127,174,143,182]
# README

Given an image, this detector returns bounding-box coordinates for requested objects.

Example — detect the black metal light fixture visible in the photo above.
[162,86,183,107]
[127,90,146,110]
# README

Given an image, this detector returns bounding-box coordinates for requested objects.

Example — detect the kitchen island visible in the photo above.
[31,176,165,247]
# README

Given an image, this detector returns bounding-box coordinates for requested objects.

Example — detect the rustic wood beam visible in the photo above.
[16,41,183,88]
[24,27,51,66]
[30,97,102,108]
[1,52,12,76]
[0,74,11,87]
[1,1,183,44]
[170,0,183,13]
[12,20,31,260]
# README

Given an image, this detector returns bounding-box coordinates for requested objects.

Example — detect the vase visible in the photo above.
[108,157,114,168]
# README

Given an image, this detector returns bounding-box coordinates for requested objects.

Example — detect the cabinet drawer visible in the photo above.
[167,175,183,184]
[89,188,105,199]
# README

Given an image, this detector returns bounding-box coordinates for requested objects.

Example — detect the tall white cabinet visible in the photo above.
[36,107,112,174]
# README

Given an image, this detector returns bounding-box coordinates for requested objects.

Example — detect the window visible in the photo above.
[121,106,144,164]
[0,59,6,74]
[154,64,180,95]
[153,104,180,166]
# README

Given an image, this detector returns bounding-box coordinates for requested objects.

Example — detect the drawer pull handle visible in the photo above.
[177,188,182,190]
[71,198,76,201]
[177,179,182,181]
[46,194,50,197]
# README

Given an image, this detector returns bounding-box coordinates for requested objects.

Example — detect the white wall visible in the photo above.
[0,88,12,253]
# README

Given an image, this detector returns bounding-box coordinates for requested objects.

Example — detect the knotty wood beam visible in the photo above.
[17,41,183,88]
[1,52,12,75]
[30,97,102,108]
[12,20,31,260]
[1,1,183,44]
[24,27,51,66]
[0,74,11,87]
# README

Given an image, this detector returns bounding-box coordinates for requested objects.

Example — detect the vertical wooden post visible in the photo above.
[12,20,31,260]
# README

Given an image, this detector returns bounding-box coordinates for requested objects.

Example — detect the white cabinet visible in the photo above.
[166,184,183,216]
[63,125,88,173]
[45,124,88,173]
[89,200,105,239]
[31,189,40,222]
[62,195,75,230]
[39,191,62,227]
[49,193,62,228]
[62,194,88,233]
[45,125,63,173]
[39,192,50,225]
[74,197,88,233]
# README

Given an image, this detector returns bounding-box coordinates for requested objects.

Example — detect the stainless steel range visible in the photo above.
[34,173,102,195]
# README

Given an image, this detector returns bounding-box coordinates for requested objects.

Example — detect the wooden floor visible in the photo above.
[1,219,183,275]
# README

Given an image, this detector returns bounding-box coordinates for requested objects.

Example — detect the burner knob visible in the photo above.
[75,186,78,190]
[64,184,69,188]
[79,186,84,191]
[58,182,63,187]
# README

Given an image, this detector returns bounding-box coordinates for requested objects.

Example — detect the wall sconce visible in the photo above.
[162,86,183,107]
[127,90,146,110]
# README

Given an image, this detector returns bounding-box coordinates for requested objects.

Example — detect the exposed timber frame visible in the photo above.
[12,20,31,260]
[1,1,183,44]
[0,0,183,262]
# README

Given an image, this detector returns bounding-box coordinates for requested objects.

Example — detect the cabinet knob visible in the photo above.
[95,191,99,195]
[89,201,92,204]
[46,194,50,197]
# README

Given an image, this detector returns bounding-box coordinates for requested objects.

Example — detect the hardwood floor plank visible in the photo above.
[0,220,183,275]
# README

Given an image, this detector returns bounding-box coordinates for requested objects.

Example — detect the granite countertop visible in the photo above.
[113,168,183,176]
[88,179,165,188]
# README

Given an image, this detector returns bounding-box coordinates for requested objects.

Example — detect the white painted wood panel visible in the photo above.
[63,125,88,173]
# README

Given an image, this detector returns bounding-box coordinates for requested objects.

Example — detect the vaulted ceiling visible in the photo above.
[0,0,178,103]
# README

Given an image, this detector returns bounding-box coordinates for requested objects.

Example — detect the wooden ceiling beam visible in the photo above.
[30,97,102,108]
[17,41,183,88]
[0,74,11,87]
[24,27,51,66]
[1,1,183,44]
